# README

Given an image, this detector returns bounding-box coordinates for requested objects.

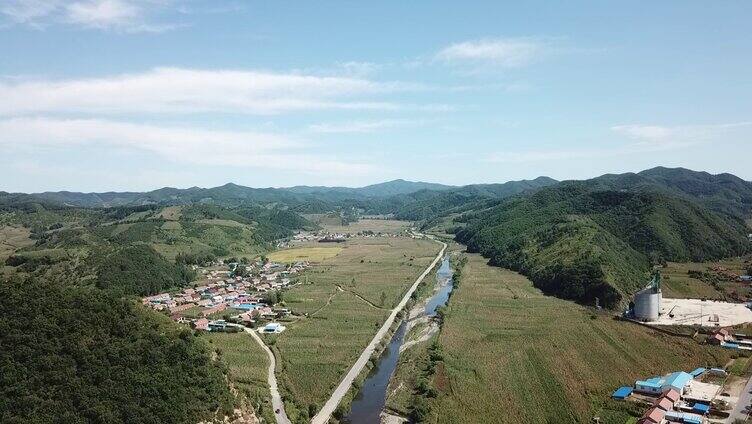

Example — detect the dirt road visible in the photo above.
[245,328,292,424]
[310,237,446,424]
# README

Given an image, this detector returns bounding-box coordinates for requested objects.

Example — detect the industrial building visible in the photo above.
[635,372,693,395]
[633,272,662,321]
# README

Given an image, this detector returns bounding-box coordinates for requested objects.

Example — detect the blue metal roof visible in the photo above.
[612,386,632,399]
[689,367,706,377]
[692,403,710,414]
[664,371,693,390]
[636,378,662,388]
[666,411,704,424]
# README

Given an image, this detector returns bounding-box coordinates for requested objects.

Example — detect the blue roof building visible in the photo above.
[692,403,710,415]
[664,372,693,392]
[666,411,704,424]
[612,386,632,400]
[635,371,694,395]
[635,377,663,394]
[689,367,706,378]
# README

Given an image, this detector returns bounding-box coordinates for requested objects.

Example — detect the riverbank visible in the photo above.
[310,237,447,424]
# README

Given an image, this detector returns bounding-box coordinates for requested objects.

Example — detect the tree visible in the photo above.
[234,264,249,277]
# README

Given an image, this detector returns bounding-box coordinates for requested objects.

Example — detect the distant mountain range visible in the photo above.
[6,177,557,208]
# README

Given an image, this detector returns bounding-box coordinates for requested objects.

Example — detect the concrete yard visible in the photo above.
[684,380,721,402]
[652,298,752,327]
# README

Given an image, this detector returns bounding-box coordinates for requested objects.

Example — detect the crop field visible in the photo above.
[272,236,440,419]
[661,258,751,300]
[0,225,33,260]
[203,332,275,422]
[267,246,343,263]
[320,218,412,234]
[429,254,733,424]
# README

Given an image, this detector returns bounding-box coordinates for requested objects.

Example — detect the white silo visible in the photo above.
[633,272,662,321]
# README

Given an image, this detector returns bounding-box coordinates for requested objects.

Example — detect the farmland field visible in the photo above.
[272,235,441,421]
[203,332,275,422]
[661,258,751,300]
[427,254,732,424]
[0,225,33,260]
[315,216,413,234]
[267,246,343,263]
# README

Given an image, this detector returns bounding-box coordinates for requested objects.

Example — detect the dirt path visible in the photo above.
[336,284,387,310]
[310,236,446,424]
[310,287,341,317]
[245,328,291,424]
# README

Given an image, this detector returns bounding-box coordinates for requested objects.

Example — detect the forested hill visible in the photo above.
[453,169,752,308]
[23,179,456,208]
[0,199,316,423]
[18,177,557,211]
[584,167,752,219]
[364,176,560,220]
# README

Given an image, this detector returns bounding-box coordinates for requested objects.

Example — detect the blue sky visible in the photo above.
[1,1,751,192]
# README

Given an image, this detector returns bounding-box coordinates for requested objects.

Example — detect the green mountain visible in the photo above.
[26,179,456,208]
[454,170,752,308]
[362,177,559,220]
[0,276,233,424]
[0,198,317,423]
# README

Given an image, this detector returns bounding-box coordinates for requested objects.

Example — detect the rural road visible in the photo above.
[728,374,752,422]
[245,328,292,424]
[310,236,447,424]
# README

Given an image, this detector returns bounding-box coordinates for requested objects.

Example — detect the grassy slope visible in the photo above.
[273,236,440,421]
[204,333,275,422]
[456,185,750,307]
[429,254,732,424]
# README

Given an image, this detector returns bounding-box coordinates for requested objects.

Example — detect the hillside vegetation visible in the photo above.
[0,197,315,423]
[0,276,233,424]
[455,181,750,307]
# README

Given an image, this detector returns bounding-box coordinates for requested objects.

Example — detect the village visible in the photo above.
[141,228,410,336]
[142,256,307,335]
[607,269,752,424]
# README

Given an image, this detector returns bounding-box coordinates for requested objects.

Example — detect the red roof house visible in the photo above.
[642,407,665,424]
[662,389,680,403]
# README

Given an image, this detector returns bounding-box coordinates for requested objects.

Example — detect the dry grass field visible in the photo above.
[661,258,751,300]
[272,236,440,420]
[308,215,412,234]
[267,246,343,263]
[428,254,733,424]
[0,225,33,261]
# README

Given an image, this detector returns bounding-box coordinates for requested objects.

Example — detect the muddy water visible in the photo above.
[343,257,453,424]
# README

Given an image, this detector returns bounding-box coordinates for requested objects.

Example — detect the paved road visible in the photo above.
[311,237,447,424]
[245,327,292,424]
[728,373,752,422]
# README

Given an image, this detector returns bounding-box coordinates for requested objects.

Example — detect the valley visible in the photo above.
[2,167,752,424]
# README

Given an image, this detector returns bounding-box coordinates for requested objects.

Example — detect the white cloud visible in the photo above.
[486,121,752,164]
[0,117,375,175]
[1,0,60,24]
[308,119,421,134]
[0,67,434,116]
[1,0,177,32]
[436,38,547,67]
[611,122,752,145]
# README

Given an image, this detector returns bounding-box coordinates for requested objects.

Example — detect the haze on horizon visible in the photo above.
[1,0,751,193]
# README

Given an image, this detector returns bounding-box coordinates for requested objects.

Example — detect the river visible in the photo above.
[343,256,453,424]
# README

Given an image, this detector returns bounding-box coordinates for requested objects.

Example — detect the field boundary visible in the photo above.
[245,328,292,424]
[310,236,446,424]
